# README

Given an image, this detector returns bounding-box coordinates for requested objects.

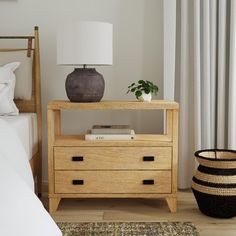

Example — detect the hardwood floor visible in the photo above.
[42,190,236,236]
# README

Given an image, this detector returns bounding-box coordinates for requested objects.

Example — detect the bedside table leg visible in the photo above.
[49,198,61,214]
[166,197,177,213]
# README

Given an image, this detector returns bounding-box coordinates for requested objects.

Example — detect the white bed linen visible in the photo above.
[0,156,62,236]
[1,113,38,160]
[0,118,61,236]
[0,117,33,189]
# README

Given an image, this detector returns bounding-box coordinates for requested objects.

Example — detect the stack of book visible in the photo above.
[85,125,135,140]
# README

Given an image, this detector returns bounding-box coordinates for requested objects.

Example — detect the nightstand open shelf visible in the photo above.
[54,135,173,147]
[47,100,179,214]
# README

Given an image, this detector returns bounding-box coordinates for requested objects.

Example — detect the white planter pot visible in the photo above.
[138,92,152,102]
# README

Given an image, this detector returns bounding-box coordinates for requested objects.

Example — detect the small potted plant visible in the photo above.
[127,80,159,102]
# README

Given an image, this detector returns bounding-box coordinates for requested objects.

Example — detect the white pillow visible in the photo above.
[0,62,20,115]
[0,51,33,100]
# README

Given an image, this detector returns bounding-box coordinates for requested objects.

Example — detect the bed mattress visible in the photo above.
[0,113,38,160]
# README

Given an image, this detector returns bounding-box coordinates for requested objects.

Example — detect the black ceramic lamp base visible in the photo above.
[65,68,105,102]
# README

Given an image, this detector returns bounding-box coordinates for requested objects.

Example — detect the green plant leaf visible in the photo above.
[127,80,159,98]
[138,80,145,84]
[128,83,135,89]
[135,90,142,98]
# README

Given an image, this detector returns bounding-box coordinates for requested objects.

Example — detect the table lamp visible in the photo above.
[57,21,113,102]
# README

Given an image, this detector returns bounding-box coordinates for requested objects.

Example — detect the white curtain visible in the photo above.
[176,0,236,188]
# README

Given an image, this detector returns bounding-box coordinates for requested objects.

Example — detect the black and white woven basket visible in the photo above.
[192,149,236,218]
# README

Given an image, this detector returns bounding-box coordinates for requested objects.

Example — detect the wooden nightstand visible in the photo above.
[47,100,179,214]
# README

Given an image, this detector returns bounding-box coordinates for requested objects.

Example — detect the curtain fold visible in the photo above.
[176,0,236,188]
[210,0,217,149]
[193,0,201,151]
[228,0,236,149]
[217,0,227,148]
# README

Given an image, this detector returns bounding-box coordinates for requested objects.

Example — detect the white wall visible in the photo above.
[0,0,163,183]
[164,0,176,100]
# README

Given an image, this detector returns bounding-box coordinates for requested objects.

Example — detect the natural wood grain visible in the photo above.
[41,191,236,236]
[54,135,173,147]
[166,197,177,213]
[30,152,40,178]
[172,110,178,196]
[166,110,173,139]
[34,26,42,196]
[49,198,61,214]
[54,147,172,170]
[55,170,172,194]
[14,99,36,112]
[48,100,179,110]
[47,100,179,214]
[48,109,56,196]
[54,110,61,136]
[0,48,32,52]
[0,36,35,39]
[48,193,175,198]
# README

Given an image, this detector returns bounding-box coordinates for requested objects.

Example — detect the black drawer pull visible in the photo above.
[72,156,84,162]
[143,179,154,185]
[72,180,84,185]
[143,156,155,162]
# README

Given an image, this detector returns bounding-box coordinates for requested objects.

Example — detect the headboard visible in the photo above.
[0,26,41,115]
[0,27,42,195]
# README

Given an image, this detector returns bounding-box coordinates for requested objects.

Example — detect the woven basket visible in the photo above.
[192,149,236,218]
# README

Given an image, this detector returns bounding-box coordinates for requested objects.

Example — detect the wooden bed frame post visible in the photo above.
[34,26,42,197]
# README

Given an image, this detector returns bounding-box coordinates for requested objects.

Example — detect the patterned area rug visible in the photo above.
[57,222,199,236]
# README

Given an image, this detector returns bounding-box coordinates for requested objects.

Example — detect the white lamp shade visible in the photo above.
[57,21,113,65]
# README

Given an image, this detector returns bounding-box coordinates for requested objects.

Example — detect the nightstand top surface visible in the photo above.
[47,100,179,110]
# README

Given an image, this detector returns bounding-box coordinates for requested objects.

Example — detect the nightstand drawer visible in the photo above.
[55,170,172,194]
[54,147,172,170]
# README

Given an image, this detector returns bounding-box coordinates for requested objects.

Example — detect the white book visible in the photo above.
[85,130,135,141]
